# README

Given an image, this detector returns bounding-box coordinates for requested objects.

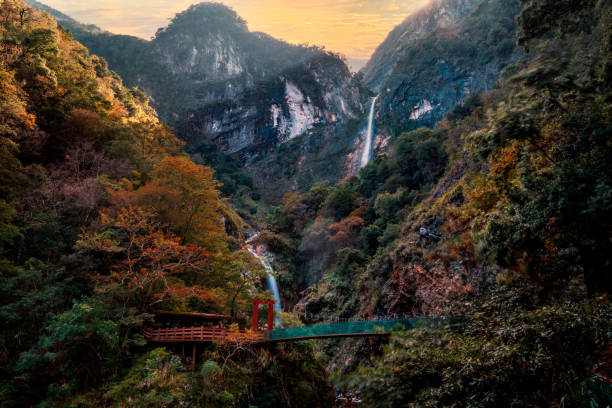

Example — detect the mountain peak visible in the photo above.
[154,2,247,39]
[361,0,479,90]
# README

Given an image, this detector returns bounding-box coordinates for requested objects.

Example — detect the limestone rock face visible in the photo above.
[30,1,366,166]
[361,0,481,92]
[363,0,523,130]
[180,54,364,165]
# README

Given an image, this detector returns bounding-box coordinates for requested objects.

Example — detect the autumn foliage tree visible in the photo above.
[327,211,365,249]
[109,156,223,249]
[72,154,233,313]
[77,206,215,311]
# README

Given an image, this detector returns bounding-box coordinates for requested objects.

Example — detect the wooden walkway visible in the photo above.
[143,326,265,343]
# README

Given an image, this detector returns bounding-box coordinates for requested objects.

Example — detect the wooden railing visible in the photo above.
[143,326,266,343]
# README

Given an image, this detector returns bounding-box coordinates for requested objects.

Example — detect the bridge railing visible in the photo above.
[143,326,265,343]
[268,317,447,341]
[144,317,461,343]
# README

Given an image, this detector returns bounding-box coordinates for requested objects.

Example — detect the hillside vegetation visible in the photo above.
[0,0,611,407]
[263,0,612,405]
[0,2,333,406]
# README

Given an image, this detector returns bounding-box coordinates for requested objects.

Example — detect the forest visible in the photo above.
[0,0,611,407]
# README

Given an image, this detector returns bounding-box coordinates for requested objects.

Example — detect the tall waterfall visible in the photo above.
[360,95,379,169]
[247,248,282,325]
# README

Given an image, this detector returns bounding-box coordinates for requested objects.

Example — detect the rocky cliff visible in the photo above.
[364,0,523,131]
[361,0,480,92]
[180,52,364,165]
[27,1,368,190]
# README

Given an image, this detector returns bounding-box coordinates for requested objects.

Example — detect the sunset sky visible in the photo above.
[40,0,430,68]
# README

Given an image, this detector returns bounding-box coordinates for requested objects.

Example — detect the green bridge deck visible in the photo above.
[268,317,449,342]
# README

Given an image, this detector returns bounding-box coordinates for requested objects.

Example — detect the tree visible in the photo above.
[517,0,597,49]
[394,128,448,189]
[109,156,223,248]
[77,206,215,311]
[0,0,18,26]
[327,214,365,249]
[23,28,59,57]
[0,199,21,255]
[322,188,356,220]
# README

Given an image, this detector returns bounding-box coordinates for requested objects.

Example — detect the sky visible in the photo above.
[40,0,430,69]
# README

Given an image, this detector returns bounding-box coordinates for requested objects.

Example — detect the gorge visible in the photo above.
[1,0,611,407]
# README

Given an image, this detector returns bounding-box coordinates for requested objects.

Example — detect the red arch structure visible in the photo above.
[252,298,275,331]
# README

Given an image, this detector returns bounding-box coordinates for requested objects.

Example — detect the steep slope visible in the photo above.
[377,0,523,130]
[29,3,364,154]
[361,0,480,91]
[0,2,335,406]
[26,2,369,200]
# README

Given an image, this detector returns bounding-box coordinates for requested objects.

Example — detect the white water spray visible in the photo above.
[360,95,379,169]
[247,248,282,325]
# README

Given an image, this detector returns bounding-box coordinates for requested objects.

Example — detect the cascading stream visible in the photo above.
[247,248,282,326]
[360,95,379,169]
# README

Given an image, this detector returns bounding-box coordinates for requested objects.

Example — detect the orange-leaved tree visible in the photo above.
[77,206,215,311]
[109,156,224,250]
[77,156,232,312]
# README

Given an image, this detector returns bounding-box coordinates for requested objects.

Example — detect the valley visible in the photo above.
[1,0,611,406]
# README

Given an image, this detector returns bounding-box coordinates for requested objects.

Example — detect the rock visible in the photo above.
[419,227,441,241]
[364,0,523,130]
[41,2,366,166]
[361,0,480,91]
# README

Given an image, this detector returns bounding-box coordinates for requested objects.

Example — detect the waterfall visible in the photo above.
[360,95,379,169]
[247,248,282,325]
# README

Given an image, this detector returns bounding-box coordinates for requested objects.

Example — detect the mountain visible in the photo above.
[26,2,369,202]
[361,0,480,91]
[26,2,323,105]
[69,4,334,116]
[362,0,522,133]
[29,3,366,161]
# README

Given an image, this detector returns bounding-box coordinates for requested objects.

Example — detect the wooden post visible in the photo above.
[192,343,196,372]
[181,343,185,358]
[252,300,259,331]
[267,302,274,331]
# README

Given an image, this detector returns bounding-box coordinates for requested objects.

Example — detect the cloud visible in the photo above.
[41,0,430,59]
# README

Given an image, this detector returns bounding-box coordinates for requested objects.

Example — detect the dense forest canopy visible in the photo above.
[0,2,334,406]
[0,0,611,406]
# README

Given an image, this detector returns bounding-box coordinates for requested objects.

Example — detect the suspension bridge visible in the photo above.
[143,299,446,344]
[142,317,443,343]
[143,299,453,370]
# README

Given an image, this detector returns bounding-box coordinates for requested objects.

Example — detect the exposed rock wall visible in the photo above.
[361,0,480,91]
[373,0,523,130]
